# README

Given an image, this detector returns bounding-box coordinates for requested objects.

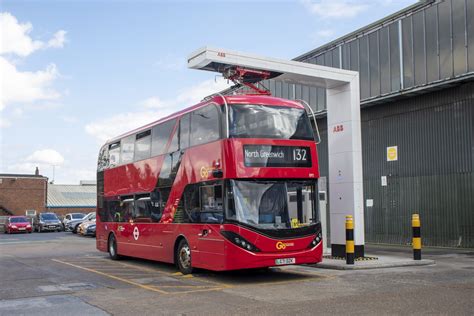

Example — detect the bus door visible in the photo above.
[130,196,164,260]
[116,199,134,254]
[196,184,225,269]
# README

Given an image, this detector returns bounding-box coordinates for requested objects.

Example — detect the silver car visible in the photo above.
[63,213,86,231]
[67,212,95,234]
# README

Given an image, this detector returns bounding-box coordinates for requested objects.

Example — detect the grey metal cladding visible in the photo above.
[413,10,427,86]
[380,26,391,95]
[438,0,453,79]
[316,82,474,248]
[295,0,474,104]
[402,15,414,89]
[360,36,370,100]
[452,0,467,76]
[425,4,440,83]
[467,0,474,71]
[369,31,381,97]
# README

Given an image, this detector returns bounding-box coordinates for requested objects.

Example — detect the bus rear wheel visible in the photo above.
[176,239,193,275]
[108,234,120,260]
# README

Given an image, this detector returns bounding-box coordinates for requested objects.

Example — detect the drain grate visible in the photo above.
[323,255,379,261]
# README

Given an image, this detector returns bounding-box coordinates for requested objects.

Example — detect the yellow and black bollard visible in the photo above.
[412,214,421,260]
[346,215,355,264]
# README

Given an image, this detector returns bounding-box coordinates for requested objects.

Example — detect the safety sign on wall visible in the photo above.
[387,146,398,162]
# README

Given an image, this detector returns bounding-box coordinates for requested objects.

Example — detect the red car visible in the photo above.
[4,216,32,234]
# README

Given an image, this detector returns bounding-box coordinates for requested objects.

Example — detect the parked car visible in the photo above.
[62,213,86,230]
[4,216,32,234]
[78,218,96,237]
[34,213,63,232]
[69,212,95,234]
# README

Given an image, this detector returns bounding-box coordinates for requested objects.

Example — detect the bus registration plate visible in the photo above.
[275,258,295,265]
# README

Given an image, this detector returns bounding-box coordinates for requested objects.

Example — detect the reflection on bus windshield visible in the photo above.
[229,104,314,140]
[227,180,317,229]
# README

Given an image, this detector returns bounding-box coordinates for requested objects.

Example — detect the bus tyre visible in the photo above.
[108,234,120,260]
[177,239,193,275]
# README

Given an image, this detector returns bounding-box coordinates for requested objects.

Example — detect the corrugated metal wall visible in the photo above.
[316,82,474,248]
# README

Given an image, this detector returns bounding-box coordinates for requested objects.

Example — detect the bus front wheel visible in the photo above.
[108,234,120,260]
[176,239,193,275]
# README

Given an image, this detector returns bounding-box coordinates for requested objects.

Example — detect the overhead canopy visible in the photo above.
[188,46,358,89]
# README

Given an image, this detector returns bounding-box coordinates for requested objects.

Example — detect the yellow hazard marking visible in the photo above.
[412,215,421,227]
[346,240,355,253]
[413,237,422,249]
[345,215,354,229]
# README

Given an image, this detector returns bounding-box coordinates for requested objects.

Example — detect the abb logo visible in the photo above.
[217,52,226,57]
[333,125,344,133]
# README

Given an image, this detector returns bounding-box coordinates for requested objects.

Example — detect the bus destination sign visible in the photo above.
[243,145,312,167]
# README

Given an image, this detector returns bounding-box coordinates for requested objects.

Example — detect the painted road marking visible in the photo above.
[52,259,169,294]
[52,258,228,295]
[52,256,331,295]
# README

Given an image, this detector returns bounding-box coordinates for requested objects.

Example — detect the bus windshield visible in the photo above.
[229,104,314,140]
[227,180,318,230]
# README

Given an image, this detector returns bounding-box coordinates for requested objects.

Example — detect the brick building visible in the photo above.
[0,172,48,216]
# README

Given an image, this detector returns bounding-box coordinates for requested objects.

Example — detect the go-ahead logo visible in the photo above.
[276,241,294,250]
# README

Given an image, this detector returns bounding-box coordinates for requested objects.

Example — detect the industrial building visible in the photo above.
[47,180,96,215]
[257,0,473,248]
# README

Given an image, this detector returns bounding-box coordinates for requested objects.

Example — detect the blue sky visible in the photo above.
[0,0,416,183]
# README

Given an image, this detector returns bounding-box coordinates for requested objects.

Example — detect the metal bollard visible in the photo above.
[412,214,421,260]
[346,215,355,265]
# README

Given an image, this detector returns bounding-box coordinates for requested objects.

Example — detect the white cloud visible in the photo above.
[0,56,60,111]
[140,96,168,109]
[175,78,232,105]
[26,149,65,165]
[85,78,232,143]
[7,149,65,176]
[47,30,67,49]
[0,12,66,122]
[0,12,67,56]
[301,0,369,18]
[0,12,43,56]
[85,110,160,143]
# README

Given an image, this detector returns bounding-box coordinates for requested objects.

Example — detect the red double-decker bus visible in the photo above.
[96,94,323,274]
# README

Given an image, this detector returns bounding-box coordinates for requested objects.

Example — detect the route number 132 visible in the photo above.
[293,148,307,161]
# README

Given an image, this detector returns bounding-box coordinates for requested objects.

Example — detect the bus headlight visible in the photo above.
[221,231,260,252]
[308,232,323,248]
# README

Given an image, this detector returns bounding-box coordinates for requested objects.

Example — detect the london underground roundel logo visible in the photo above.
[133,226,140,240]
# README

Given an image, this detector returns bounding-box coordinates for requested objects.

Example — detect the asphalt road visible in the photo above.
[0,232,473,315]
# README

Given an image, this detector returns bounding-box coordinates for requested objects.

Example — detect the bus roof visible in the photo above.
[106,94,305,145]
